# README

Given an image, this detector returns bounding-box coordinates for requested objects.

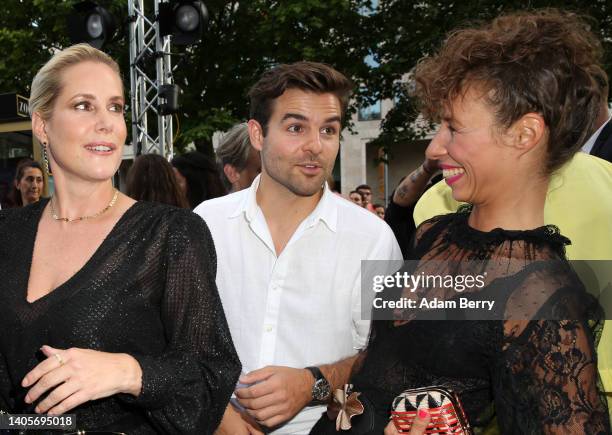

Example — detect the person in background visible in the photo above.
[384,159,441,258]
[348,190,364,207]
[172,151,227,208]
[372,203,385,219]
[0,43,240,433]
[126,153,189,208]
[356,184,374,211]
[216,122,261,193]
[6,159,45,208]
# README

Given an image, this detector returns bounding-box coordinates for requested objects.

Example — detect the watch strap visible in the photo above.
[305,366,331,403]
[306,366,324,382]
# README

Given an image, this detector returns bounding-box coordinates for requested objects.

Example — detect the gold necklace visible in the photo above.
[50,189,119,222]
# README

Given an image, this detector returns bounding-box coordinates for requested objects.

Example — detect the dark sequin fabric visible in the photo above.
[0,199,241,434]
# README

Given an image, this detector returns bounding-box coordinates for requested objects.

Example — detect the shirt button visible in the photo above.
[265,325,273,332]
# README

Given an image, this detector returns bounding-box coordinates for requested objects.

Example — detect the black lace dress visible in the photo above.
[312,208,610,434]
[0,199,241,434]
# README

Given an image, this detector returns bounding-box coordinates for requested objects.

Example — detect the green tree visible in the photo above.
[1,0,376,154]
[367,0,612,150]
[2,1,609,156]
[172,0,374,153]
[0,0,128,95]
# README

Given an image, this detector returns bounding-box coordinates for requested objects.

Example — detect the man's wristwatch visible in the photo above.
[305,366,331,403]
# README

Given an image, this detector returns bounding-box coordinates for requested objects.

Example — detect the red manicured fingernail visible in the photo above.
[418,409,429,419]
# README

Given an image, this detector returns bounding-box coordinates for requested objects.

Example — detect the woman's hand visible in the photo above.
[384,409,431,435]
[21,345,142,415]
[215,404,264,435]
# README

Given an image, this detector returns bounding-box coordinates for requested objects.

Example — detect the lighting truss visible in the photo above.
[128,0,174,159]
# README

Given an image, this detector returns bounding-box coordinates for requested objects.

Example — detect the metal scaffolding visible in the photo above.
[128,0,174,159]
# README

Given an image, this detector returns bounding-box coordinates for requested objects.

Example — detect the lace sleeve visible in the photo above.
[123,211,241,434]
[497,304,609,433]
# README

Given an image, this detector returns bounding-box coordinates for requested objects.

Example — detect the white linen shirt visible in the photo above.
[194,175,402,434]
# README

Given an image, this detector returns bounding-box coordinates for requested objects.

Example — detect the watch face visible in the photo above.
[313,378,331,401]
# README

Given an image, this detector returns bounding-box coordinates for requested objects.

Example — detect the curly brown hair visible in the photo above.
[415,9,607,174]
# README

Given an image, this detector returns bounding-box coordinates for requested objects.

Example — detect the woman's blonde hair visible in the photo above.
[29,43,121,120]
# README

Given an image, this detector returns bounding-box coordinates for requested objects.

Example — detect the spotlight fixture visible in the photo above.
[159,1,209,46]
[67,1,116,49]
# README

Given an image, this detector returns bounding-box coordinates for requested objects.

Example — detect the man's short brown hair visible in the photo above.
[248,61,353,136]
[415,9,607,174]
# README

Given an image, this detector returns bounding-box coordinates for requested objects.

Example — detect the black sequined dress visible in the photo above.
[312,208,610,434]
[0,199,241,434]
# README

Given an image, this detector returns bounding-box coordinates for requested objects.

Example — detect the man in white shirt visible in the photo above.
[194,61,402,434]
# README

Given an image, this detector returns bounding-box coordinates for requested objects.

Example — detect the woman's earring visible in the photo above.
[41,142,51,175]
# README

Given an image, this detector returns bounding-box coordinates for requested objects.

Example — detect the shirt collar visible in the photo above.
[229,174,337,232]
[229,174,261,220]
[305,182,337,233]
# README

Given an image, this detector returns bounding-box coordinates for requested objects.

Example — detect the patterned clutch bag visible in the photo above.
[390,386,473,434]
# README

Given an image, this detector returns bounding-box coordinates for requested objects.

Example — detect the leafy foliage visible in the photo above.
[368,0,612,150]
[1,0,609,154]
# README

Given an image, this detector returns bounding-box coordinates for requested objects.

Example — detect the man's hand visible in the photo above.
[215,404,263,435]
[235,366,314,428]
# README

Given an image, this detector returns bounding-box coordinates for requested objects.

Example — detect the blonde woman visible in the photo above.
[0,44,240,434]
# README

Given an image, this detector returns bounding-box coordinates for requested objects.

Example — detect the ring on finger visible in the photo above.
[54,353,65,366]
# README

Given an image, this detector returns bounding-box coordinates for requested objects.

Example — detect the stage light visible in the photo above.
[67,1,116,49]
[159,1,209,46]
